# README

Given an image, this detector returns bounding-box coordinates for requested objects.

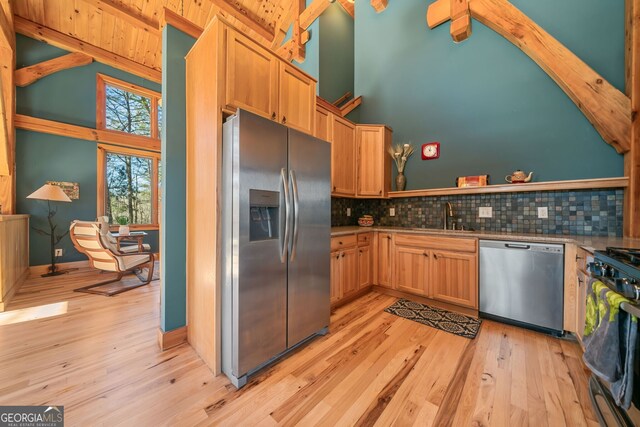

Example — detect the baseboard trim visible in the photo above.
[157,326,188,351]
[29,260,91,277]
[372,285,479,318]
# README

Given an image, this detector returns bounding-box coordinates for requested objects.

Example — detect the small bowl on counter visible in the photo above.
[358,215,374,227]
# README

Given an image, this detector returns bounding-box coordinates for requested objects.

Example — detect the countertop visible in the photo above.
[331,226,640,252]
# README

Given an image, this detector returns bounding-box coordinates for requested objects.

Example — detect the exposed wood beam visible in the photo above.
[338,0,355,18]
[160,8,203,39]
[624,0,640,237]
[0,71,8,175]
[210,0,274,42]
[299,0,331,29]
[371,0,389,13]
[0,0,14,213]
[317,96,342,115]
[15,114,161,153]
[78,0,159,35]
[15,52,93,87]
[14,16,161,83]
[333,91,353,106]
[450,0,471,42]
[0,0,12,50]
[426,0,631,154]
[340,96,362,116]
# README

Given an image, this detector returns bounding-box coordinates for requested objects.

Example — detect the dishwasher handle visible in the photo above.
[504,243,531,250]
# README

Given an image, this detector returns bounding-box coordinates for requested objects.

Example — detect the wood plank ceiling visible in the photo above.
[13,0,296,74]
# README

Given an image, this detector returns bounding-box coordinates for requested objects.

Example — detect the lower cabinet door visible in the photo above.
[394,245,429,296]
[358,245,371,289]
[341,247,359,297]
[430,251,478,309]
[378,233,393,288]
[330,251,342,304]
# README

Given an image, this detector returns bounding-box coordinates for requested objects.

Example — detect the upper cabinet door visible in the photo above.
[278,62,316,134]
[357,125,391,198]
[226,30,279,120]
[315,106,332,141]
[331,116,356,196]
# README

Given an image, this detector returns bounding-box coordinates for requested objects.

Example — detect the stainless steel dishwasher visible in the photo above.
[479,240,564,335]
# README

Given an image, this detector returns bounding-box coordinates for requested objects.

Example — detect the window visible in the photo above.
[97,74,162,140]
[98,145,160,229]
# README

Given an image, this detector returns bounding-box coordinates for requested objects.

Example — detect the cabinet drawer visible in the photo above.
[331,235,357,251]
[357,232,372,246]
[394,234,477,253]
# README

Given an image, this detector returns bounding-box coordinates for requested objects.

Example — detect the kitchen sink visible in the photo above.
[410,228,475,233]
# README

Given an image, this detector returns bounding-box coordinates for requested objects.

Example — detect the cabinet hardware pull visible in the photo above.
[339,241,342,245]
[271,112,276,120]
[578,278,584,285]
[333,186,336,191]
[576,255,583,261]
[282,116,287,124]
[341,253,345,258]
[386,236,391,240]
[433,254,438,260]
[379,190,382,195]
[335,254,339,259]
[423,252,429,257]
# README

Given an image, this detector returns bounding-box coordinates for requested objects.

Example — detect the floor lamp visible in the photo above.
[27,184,73,277]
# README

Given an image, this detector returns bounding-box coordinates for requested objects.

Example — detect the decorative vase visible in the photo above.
[396,172,406,191]
[118,225,130,236]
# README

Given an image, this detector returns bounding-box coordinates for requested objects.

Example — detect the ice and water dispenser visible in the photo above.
[249,189,280,242]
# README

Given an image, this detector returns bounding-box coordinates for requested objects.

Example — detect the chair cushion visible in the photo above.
[118,254,152,271]
[119,244,151,253]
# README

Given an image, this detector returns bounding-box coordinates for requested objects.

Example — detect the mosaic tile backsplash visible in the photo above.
[331,189,624,237]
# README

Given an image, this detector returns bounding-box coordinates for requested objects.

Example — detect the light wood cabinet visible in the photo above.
[330,251,342,305]
[225,30,278,119]
[279,62,316,133]
[358,245,371,289]
[377,232,393,288]
[576,270,588,344]
[356,125,392,198]
[315,106,331,141]
[430,250,478,309]
[330,237,360,305]
[341,248,359,298]
[331,115,356,196]
[394,244,429,296]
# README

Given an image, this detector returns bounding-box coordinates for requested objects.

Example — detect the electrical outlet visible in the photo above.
[389,207,396,217]
[478,207,493,218]
[538,207,548,219]
[55,248,63,257]
[346,208,351,217]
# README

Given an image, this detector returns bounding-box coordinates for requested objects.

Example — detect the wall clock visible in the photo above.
[421,142,440,160]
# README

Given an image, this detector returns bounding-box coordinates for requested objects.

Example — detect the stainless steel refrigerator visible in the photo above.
[221,109,331,388]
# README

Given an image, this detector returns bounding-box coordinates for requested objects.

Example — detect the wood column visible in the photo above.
[624,0,640,237]
[0,0,15,214]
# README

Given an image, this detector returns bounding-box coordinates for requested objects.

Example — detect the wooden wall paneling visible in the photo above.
[427,0,632,155]
[78,0,160,35]
[14,15,162,83]
[185,17,225,374]
[0,0,14,214]
[624,0,640,237]
[14,52,93,87]
[0,215,30,311]
[15,114,162,152]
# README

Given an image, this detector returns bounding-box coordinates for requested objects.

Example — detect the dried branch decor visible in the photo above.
[388,143,415,174]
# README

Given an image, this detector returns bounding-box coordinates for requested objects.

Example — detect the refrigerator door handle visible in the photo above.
[289,170,300,262]
[280,168,290,264]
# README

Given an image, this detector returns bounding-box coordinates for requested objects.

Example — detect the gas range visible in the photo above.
[592,247,640,302]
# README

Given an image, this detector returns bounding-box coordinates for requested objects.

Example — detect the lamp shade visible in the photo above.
[26,184,72,202]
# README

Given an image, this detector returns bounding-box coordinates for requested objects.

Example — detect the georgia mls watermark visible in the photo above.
[0,406,64,427]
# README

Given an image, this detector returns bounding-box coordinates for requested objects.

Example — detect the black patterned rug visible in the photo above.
[384,299,482,339]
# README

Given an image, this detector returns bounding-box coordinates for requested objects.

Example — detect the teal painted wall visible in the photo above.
[354,0,624,189]
[319,3,354,103]
[160,25,195,332]
[15,35,160,265]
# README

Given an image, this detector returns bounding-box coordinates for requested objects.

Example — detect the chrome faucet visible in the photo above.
[443,202,454,230]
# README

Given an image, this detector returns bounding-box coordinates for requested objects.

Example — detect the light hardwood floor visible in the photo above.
[0,268,597,426]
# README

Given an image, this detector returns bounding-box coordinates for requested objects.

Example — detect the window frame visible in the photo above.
[96,73,161,141]
[97,144,161,230]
